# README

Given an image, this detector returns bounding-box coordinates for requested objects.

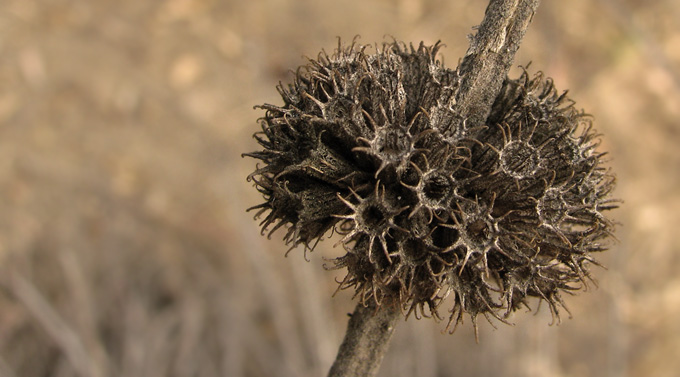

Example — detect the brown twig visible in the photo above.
[327,302,401,377]
[455,0,541,128]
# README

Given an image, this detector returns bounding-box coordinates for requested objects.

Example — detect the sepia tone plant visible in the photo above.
[245,39,617,324]
[244,0,617,375]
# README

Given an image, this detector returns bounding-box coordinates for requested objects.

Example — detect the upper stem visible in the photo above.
[455,0,541,129]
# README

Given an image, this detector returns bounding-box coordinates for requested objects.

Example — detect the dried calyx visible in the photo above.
[244,39,617,331]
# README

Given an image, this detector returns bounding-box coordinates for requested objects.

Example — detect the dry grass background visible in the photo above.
[0,0,679,376]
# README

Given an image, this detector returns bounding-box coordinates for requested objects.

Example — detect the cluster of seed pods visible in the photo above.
[245,40,616,330]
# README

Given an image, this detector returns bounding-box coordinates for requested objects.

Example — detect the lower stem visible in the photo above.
[327,301,401,377]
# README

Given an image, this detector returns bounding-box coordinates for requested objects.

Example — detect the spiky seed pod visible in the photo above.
[244,39,618,331]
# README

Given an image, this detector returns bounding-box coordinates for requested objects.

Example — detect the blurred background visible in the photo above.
[0,0,678,376]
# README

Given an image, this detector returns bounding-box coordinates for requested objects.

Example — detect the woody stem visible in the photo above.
[327,301,401,377]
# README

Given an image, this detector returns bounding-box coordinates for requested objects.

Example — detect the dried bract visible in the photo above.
[244,40,617,331]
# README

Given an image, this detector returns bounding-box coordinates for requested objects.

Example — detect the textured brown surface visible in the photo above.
[455,0,539,128]
[327,302,400,377]
[1,1,679,376]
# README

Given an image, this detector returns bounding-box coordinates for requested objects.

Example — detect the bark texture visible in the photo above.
[455,0,541,128]
[327,302,401,377]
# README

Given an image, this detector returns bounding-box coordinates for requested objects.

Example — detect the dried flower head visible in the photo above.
[244,39,617,331]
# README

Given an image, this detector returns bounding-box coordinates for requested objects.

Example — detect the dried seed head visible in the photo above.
[244,39,618,332]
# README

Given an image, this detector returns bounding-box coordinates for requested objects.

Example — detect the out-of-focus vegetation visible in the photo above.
[0,0,679,376]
